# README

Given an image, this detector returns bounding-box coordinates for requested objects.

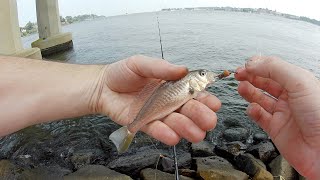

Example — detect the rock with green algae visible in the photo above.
[64,165,132,180]
[196,156,249,180]
[0,160,19,179]
[140,168,193,180]
[269,155,298,180]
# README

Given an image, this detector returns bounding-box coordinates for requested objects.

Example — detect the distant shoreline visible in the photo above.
[162,7,320,27]
[20,14,106,37]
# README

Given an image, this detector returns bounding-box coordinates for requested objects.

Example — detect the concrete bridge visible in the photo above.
[0,0,73,59]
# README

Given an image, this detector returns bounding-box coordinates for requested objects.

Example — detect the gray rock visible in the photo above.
[107,150,161,177]
[64,165,132,180]
[235,153,272,179]
[18,165,71,180]
[223,119,243,128]
[196,156,234,170]
[140,168,193,180]
[159,152,192,173]
[196,156,249,180]
[269,155,298,180]
[252,168,274,180]
[179,169,197,178]
[191,141,215,157]
[215,141,247,162]
[253,133,268,144]
[0,160,19,179]
[246,140,278,163]
[299,174,307,180]
[223,127,249,142]
[70,149,107,170]
[226,141,247,150]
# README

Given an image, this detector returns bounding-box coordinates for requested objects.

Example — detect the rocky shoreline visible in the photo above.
[0,125,306,180]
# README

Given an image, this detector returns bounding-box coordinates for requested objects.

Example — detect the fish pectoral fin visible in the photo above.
[109,126,135,153]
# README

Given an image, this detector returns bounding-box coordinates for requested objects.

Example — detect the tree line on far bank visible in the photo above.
[20,14,106,37]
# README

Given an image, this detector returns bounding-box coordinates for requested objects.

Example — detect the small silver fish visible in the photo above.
[109,69,227,153]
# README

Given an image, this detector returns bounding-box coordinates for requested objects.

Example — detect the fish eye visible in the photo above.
[199,70,206,76]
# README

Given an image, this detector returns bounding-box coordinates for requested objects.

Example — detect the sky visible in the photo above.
[17,0,320,26]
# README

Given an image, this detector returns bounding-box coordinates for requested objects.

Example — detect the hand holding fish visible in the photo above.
[96,55,222,151]
[235,56,320,180]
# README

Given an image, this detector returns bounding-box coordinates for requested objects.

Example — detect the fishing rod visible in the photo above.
[156,15,180,180]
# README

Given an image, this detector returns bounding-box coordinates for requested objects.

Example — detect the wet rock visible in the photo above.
[140,168,193,180]
[18,165,71,180]
[199,169,249,180]
[253,168,274,180]
[223,119,243,128]
[246,140,278,163]
[196,156,234,169]
[70,149,107,170]
[214,144,235,162]
[223,127,249,142]
[235,153,272,179]
[226,141,247,150]
[158,152,192,173]
[269,155,298,180]
[215,141,246,162]
[253,133,268,144]
[191,141,215,157]
[64,165,132,180]
[196,156,249,180]
[299,175,307,180]
[179,169,197,178]
[0,160,19,179]
[107,150,162,177]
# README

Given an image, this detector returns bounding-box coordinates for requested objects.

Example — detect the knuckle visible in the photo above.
[127,54,144,64]
[184,100,199,114]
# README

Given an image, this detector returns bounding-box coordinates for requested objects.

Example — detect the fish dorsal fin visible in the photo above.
[128,79,163,122]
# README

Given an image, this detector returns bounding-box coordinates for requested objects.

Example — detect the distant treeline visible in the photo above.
[60,14,106,25]
[20,14,106,37]
[162,7,320,26]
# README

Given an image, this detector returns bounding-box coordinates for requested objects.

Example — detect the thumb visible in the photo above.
[126,55,188,80]
[245,56,315,92]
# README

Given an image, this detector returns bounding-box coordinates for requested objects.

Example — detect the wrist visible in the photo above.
[84,64,110,115]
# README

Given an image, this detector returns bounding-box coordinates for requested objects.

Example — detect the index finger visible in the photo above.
[126,55,188,81]
[245,56,316,93]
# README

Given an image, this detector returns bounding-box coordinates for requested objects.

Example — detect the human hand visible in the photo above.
[92,55,221,145]
[235,56,320,179]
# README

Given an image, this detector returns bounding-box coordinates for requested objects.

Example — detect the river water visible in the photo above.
[1,10,320,167]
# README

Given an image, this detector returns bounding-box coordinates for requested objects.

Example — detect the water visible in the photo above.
[2,10,320,167]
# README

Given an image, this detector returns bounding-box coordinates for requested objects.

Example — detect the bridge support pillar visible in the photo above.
[0,0,42,59]
[32,0,73,57]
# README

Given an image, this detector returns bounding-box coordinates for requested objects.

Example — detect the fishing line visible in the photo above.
[157,16,164,59]
[156,12,180,180]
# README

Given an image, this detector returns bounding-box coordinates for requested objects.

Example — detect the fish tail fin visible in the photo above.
[109,126,135,153]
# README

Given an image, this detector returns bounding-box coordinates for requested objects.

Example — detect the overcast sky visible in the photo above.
[17,0,320,26]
